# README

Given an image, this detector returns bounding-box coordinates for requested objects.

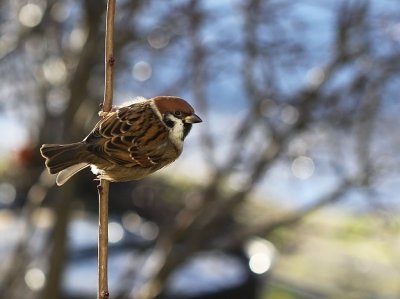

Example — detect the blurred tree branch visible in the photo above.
[131,1,393,298]
[1,0,400,298]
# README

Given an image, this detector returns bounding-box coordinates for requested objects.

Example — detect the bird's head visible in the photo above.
[152,96,202,141]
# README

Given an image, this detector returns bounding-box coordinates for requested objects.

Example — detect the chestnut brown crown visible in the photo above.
[152,96,202,125]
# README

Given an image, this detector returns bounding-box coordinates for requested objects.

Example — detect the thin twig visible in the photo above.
[98,180,110,299]
[103,0,116,113]
[98,1,116,299]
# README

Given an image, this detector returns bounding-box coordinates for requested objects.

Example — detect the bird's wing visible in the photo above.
[86,103,178,168]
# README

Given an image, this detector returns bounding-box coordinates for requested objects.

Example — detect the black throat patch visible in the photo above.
[183,123,192,140]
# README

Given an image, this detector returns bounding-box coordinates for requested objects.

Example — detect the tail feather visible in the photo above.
[40,143,90,185]
[56,163,89,186]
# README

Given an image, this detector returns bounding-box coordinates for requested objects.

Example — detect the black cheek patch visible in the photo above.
[163,114,175,128]
[183,123,192,140]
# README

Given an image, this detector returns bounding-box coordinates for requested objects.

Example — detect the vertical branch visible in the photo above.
[98,180,110,299]
[103,0,116,113]
[98,1,116,299]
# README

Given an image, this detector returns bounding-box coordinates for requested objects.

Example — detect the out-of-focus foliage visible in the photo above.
[0,0,400,299]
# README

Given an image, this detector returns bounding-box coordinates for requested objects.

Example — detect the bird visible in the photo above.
[40,96,202,186]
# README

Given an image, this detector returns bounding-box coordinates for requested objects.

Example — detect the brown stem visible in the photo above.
[98,0,116,298]
[103,0,116,113]
[98,180,110,299]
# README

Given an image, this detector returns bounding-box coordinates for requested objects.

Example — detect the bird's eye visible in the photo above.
[174,111,182,117]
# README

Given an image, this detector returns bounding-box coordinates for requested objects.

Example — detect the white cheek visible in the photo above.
[169,120,184,149]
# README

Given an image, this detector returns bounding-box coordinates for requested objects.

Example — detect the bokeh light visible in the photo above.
[108,221,124,243]
[246,238,276,275]
[249,253,272,274]
[31,207,55,229]
[24,268,46,291]
[291,156,315,180]
[122,211,141,231]
[306,66,326,87]
[147,28,170,49]
[280,104,299,125]
[0,182,16,205]
[69,27,88,51]
[139,221,159,241]
[121,212,159,241]
[50,2,70,22]
[46,88,70,116]
[18,4,43,28]
[132,61,152,82]
[42,57,67,85]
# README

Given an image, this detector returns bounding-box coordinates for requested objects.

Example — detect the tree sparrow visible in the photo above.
[40,96,202,186]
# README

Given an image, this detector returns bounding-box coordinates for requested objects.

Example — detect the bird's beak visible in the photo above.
[185,114,202,123]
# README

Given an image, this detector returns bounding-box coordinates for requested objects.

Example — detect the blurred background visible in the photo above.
[0,0,399,298]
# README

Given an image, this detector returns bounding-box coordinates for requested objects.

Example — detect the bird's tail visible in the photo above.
[40,142,90,186]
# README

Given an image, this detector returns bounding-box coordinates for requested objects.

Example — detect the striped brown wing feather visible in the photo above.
[129,128,177,167]
[99,104,147,137]
[87,102,177,168]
